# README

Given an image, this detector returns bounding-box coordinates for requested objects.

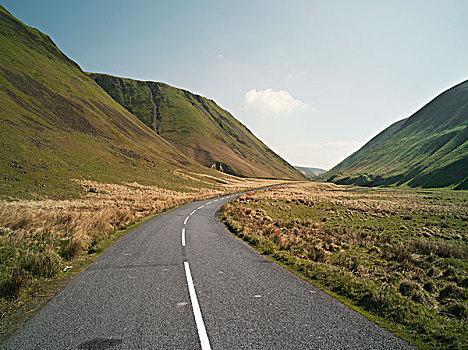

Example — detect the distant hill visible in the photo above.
[325,80,468,189]
[295,166,327,177]
[0,5,223,199]
[90,73,304,180]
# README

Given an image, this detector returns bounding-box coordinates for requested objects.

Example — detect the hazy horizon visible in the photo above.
[2,0,467,169]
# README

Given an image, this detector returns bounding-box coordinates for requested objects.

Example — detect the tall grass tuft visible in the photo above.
[410,238,468,259]
[0,267,23,299]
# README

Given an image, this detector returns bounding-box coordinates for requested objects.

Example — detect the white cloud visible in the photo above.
[215,53,224,60]
[244,88,308,115]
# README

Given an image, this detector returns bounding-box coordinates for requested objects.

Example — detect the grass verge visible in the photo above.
[0,206,168,342]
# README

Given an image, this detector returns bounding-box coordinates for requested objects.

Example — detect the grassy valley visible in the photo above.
[1,2,467,349]
[220,183,468,349]
[0,4,297,338]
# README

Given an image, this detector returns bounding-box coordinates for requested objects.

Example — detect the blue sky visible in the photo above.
[2,0,467,169]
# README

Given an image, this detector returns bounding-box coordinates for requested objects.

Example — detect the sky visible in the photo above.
[2,0,467,169]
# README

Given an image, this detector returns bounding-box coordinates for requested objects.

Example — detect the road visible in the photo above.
[3,193,415,349]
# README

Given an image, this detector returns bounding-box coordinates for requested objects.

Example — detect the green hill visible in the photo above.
[0,5,221,200]
[325,118,407,177]
[0,4,303,201]
[325,80,468,189]
[90,73,303,180]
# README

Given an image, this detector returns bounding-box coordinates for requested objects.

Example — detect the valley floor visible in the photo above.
[2,187,414,349]
[0,176,283,340]
[219,182,468,349]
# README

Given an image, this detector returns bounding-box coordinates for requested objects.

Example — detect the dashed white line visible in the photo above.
[181,228,186,247]
[197,205,205,210]
[190,210,196,216]
[184,261,211,350]
[184,216,189,225]
[207,201,212,205]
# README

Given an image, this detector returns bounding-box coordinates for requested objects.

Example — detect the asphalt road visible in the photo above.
[3,193,416,349]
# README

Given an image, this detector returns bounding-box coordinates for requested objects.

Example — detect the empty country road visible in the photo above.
[3,193,415,349]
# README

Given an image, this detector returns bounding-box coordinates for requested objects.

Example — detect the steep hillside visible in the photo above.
[325,80,468,189]
[0,5,219,200]
[90,73,304,180]
[325,118,407,178]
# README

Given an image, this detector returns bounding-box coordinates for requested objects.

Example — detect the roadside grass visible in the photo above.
[219,182,468,350]
[0,176,284,341]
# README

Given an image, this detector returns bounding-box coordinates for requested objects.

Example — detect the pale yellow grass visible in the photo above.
[252,182,468,217]
[0,176,287,262]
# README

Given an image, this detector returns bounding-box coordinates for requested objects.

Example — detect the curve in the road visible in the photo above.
[3,192,416,350]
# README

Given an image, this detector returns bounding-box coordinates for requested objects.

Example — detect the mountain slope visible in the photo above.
[325,80,468,189]
[0,5,219,199]
[90,73,304,180]
[325,118,407,178]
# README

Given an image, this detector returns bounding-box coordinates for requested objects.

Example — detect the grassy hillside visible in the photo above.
[325,80,468,189]
[90,73,304,180]
[0,5,226,200]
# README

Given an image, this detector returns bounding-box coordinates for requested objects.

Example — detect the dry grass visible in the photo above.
[0,175,286,324]
[220,182,468,349]
[1,176,282,260]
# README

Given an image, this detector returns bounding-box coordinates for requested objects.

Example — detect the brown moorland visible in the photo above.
[220,182,468,349]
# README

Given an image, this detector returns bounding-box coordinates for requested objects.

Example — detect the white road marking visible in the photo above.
[182,228,186,247]
[190,210,196,215]
[184,262,211,350]
[184,216,189,225]
[207,201,212,205]
[197,205,205,210]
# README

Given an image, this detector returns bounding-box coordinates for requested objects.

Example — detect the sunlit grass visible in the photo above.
[220,182,468,349]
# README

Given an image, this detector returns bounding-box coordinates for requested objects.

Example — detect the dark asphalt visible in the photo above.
[3,193,416,349]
